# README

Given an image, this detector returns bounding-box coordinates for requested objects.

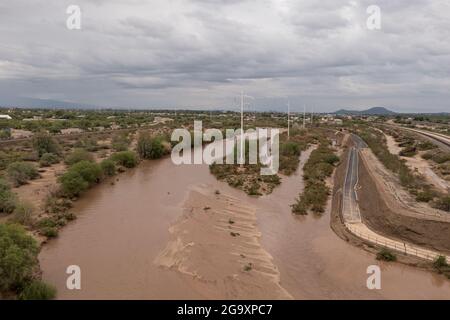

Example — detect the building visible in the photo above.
[61,128,83,135]
[0,115,12,120]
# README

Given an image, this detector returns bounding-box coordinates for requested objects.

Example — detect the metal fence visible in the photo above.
[345,223,450,264]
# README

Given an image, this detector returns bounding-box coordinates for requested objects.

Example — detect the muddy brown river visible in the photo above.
[39,150,450,299]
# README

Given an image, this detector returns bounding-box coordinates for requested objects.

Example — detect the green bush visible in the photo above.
[280,141,301,157]
[434,196,450,212]
[39,153,60,167]
[41,227,58,238]
[0,178,17,214]
[432,152,450,164]
[0,223,39,292]
[417,141,435,151]
[112,133,130,151]
[19,280,56,300]
[376,248,397,261]
[32,133,60,157]
[12,201,34,225]
[59,170,89,197]
[292,143,337,215]
[69,161,102,185]
[433,255,449,269]
[111,151,139,168]
[137,134,166,159]
[6,162,39,187]
[64,148,93,166]
[399,146,417,157]
[59,161,102,197]
[100,159,116,176]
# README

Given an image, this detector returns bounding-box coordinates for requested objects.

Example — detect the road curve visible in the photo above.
[341,134,450,263]
[390,125,450,151]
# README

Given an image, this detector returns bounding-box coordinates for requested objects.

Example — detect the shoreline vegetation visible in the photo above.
[207,127,342,216]
[291,139,340,215]
[209,129,317,196]
[0,130,172,299]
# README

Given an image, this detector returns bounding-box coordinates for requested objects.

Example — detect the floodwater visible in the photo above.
[39,148,450,299]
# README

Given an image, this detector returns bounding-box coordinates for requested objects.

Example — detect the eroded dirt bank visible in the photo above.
[358,154,450,254]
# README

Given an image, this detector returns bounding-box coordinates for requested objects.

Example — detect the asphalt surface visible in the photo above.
[342,134,366,223]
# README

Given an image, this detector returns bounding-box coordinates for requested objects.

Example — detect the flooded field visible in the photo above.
[39,150,450,299]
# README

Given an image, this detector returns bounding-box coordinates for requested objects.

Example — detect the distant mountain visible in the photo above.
[0,96,100,109]
[334,107,397,115]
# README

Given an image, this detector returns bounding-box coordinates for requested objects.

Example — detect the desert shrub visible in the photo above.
[417,141,436,151]
[432,152,450,164]
[0,223,39,292]
[100,159,116,176]
[0,178,17,214]
[12,201,34,225]
[399,146,417,157]
[421,152,433,160]
[376,248,397,261]
[39,153,59,167]
[432,255,450,278]
[0,150,23,171]
[69,161,102,185]
[433,255,449,269]
[36,217,60,238]
[59,161,102,198]
[41,227,58,238]
[291,143,337,215]
[64,148,93,166]
[75,137,99,152]
[280,141,301,157]
[32,132,60,157]
[111,133,130,151]
[0,128,11,139]
[44,196,72,214]
[58,170,89,198]
[415,191,434,203]
[6,162,39,187]
[433,196,450,212]
[110,151,138,168]
[279,141,302,175]
[137,134,166,159]
[19,280,56,300]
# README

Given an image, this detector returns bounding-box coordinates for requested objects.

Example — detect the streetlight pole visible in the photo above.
[240,91,244,167]
[287,100,290,140]
[303,105,306,129]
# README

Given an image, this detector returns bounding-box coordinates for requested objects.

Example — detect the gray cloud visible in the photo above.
[0,0,449,112]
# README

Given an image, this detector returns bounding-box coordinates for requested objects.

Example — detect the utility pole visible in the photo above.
[303,105,306,129]
[311,106,314,126]
[240,91,244,167]
[287,100,290,140]
[238,91,254,167]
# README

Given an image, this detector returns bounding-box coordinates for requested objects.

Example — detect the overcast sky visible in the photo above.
[0,0,449,112]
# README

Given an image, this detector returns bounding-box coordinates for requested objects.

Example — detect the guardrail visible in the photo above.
[346,223,450,264]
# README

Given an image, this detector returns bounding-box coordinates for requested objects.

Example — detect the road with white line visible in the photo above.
[341,134,450,263]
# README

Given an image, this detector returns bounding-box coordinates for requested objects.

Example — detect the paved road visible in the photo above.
[342,134,368,223]
[341,134,450,263]
[342,146,361,223]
